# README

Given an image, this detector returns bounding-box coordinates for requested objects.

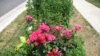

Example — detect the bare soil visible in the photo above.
[70,10,100,56]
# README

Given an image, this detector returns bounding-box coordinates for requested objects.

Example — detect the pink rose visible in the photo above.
[38,33,46,44]
[63,29,72,39]
[25,15,32,22]
[39,23,50,32]
[74,25,81,31]
[53,26,62,32]
[45,33,55,42]
[40,39,46,44]
[35,29,42,34]
[29,32,38,42]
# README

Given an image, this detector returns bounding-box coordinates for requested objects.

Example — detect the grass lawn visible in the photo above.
[86,0,100,8]
[0,11,27,50]
[0,9,100,56]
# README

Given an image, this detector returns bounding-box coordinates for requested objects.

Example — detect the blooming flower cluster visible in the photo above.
[63,25,81,39]
[27,23,81,46]
[25,15,33,22]
[27,23,55,46]
[46,48,62,56]
[17,20,81,56]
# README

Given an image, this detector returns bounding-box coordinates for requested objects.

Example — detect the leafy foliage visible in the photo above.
[27,0,73,27]
[66,36,86,56]
[16,23,85,56]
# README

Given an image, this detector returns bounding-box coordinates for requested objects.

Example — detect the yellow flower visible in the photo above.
[20,36,26,43]
[15,36,26,51]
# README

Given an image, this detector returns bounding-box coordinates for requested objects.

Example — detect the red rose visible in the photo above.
[46,48,62,56]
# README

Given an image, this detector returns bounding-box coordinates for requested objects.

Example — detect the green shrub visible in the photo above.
[67,36,86,56]
[26,0,73,27]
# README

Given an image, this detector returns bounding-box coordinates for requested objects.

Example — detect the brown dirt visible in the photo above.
[70,10,100,56]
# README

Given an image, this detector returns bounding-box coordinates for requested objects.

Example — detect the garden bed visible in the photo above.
[0,9,83,56]
[0,9,100,56]
[0,0,86,55]
[0,0,100,56]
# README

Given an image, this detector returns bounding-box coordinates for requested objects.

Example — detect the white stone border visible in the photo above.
[0,1,27,32]
[73,0,100,34]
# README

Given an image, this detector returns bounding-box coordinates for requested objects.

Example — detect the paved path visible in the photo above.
[0,1,27,32]
[73,0,100,34]
[0,0,25,17]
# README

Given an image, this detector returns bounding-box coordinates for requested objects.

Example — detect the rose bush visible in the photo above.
[14,21,82,56]
[0,15,85,56]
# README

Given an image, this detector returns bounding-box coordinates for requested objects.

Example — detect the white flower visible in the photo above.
[27,26,33,31]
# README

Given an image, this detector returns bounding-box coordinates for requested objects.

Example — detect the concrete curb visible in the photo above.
[73,0,100,34]
[0,1,27,32]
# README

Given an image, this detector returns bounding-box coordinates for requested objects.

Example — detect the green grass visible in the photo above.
[86,0,100,8]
